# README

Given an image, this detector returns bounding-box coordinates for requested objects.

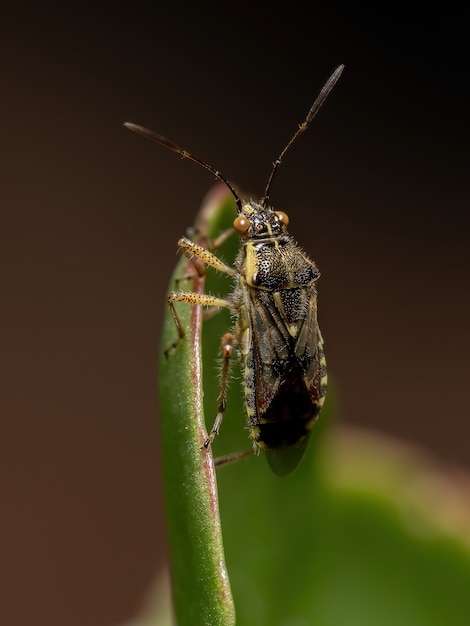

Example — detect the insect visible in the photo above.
[125,65,343,475]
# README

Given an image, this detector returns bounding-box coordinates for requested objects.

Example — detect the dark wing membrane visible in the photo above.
[247,285,321,419]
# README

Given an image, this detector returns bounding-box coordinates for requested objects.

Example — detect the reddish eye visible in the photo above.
[233,215,251,233]
[275,211,289,226]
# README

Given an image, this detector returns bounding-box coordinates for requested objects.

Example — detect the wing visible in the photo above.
[248,284,323,423]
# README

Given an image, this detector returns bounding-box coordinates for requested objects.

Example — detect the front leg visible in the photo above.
[178,237,236,277]
[165,235,236,355]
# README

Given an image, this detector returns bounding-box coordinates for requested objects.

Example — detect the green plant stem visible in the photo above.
[159,187,236,626]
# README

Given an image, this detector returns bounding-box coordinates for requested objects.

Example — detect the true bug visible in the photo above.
[125,65,343,475]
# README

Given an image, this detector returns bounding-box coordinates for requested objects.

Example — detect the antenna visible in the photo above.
[260,64,344,207]
[124,123,242,212]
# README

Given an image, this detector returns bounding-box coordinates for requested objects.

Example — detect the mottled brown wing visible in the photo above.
[247,284,321,418]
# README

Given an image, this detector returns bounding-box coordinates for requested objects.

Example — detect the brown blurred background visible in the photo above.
[1,2,469,625]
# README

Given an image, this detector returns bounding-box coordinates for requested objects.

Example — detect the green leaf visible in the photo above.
[217,419,470,626]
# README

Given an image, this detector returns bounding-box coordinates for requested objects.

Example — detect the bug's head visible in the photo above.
[233,202,289,240]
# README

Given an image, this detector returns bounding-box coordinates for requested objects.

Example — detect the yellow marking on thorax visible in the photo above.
[245,236,281,288]
[244,243,258,287]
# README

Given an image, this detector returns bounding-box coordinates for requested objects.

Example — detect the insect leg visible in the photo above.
[209,227,235,250]
[202,332,234,448]
[214,448,253,467]
[167,291,230,350]
[166,236,235,355]
[178,237,236,276]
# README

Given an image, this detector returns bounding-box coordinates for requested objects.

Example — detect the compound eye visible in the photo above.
[233,215,251,233]
[274,211,289,226]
